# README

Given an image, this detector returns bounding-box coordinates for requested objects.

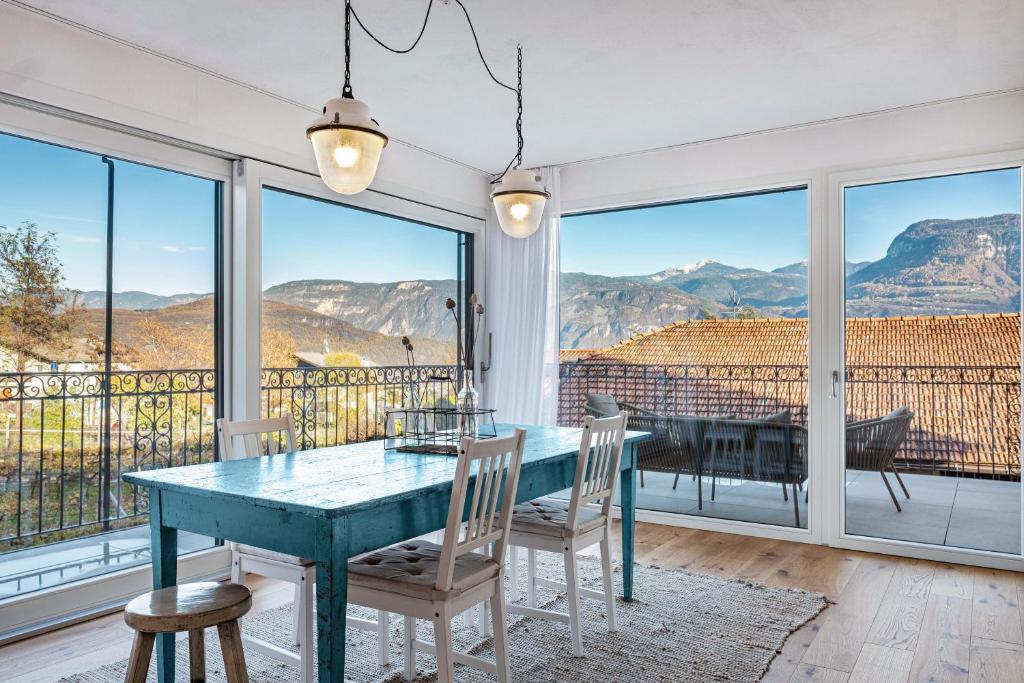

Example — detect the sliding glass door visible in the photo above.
[559,187,811,529]
[840,166,1022,557]
[0,131,224,600]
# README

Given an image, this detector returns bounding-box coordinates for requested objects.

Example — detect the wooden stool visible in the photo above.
[123,581,252,683]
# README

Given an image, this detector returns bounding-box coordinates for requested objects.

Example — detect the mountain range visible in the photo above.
[561,213,1020,347]
[64,213,1021,358]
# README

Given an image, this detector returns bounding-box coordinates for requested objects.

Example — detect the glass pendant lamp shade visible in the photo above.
[307,96,388,195]
[491,169,550,238]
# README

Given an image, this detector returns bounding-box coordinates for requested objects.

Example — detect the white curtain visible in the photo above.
[482,166,560,425]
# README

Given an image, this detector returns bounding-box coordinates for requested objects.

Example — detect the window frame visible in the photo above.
[231,159,484,426]
[0,103,235,641]
[827,149,1024,571]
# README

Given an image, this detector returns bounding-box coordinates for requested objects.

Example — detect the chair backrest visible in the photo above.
[846,408,914,470]
[436,428,526,592]
[216,416,297,461]
[584,393,620,418]
[567,411,628,527]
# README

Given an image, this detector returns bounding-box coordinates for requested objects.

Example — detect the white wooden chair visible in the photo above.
[348,429,526,683]
[216,416,390,682]
[507,411,627,656]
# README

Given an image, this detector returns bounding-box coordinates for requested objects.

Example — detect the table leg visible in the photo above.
[620,444,637,602]
[316,518,349,682]
[150,488,178,683]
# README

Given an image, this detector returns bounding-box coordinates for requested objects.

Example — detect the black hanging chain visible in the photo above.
[342,0,523,176]
[515,46,523,169]
[342,0,353,97]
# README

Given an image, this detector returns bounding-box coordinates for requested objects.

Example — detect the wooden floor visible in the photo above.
[2,522,1022,682]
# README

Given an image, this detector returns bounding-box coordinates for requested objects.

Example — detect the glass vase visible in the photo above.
[456,369,480,439]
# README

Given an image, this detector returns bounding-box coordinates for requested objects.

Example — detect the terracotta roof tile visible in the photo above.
[559,314,1021,475]
[574,314,1019,368]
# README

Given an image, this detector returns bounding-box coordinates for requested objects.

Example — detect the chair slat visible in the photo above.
[216,416,298,462]
[436,430,526,592]
[566,411,628,529]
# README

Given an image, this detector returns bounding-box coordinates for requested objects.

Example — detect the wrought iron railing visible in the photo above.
[0,365,458,552]
[0,369,217,551]
[559,361,1021,477]
[260,365,459,450]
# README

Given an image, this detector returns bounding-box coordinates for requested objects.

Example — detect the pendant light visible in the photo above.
[307,0,546,222]
[492,169,549,238]
[307,0,388,195]
[491,47,549,239]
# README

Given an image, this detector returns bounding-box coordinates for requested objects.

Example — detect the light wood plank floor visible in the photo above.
[2,522,1022,682]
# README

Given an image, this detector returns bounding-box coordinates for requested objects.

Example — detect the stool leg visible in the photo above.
[217,620,249,683]
[188,628,206,682]
[125,631,155,683]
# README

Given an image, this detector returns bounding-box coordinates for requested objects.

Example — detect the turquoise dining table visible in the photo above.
[124,423,650,682]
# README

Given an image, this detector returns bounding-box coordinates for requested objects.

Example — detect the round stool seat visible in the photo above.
[124,581,251,633]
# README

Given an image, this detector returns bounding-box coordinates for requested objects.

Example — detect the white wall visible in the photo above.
[560,91,1024,212]
[0,3,490,218]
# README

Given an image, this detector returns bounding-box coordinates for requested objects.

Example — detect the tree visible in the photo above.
[324,351,362,367]
[735,305,758,320]
[0,222,75,371]
[262,329,298,368]
[131,317,212,369]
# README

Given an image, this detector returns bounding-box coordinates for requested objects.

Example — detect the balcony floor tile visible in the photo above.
[629,470,1020,554]
[944,507,1022,554]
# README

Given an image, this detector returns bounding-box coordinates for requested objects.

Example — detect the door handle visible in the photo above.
[479,333,492,381]
[831,370,840,398]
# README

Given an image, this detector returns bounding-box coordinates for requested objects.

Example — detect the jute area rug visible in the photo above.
[62,552,827,682]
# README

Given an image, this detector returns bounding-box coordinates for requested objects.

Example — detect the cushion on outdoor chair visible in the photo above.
[762,409,792,424]
[511,497,607,538]
[347,539,499,601]
[584,393,620,418]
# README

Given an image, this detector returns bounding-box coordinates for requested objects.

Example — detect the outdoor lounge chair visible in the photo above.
[703,414,808,526]
[583,394,808,524]
[845,407,915,511]
[584,393,708,489]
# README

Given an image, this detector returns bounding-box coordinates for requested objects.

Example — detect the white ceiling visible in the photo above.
[18,0,1024,173]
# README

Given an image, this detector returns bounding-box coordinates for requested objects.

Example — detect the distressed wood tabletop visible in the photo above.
[125,424,649,516]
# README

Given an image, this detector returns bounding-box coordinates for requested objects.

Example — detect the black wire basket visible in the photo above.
[384,407,497,455]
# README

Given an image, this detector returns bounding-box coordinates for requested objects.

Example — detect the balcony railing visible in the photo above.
[0,365,457,552]
[260,365,458,449]
[559,361,1021,477]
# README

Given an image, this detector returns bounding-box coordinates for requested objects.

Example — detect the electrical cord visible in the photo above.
[344,0,524,177]
[349,0,434,55]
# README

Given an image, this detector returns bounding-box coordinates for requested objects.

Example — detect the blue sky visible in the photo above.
[261,189,458,287]
[0,132,459,295]
[562,169,1021,275]
[844,168,1021,264]
[2,131,1020,293]
[0,132,216,295]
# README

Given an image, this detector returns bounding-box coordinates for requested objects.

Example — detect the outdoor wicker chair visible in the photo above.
[625,413,704,491]
[703,413,808,526]
[845,407,915,511]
